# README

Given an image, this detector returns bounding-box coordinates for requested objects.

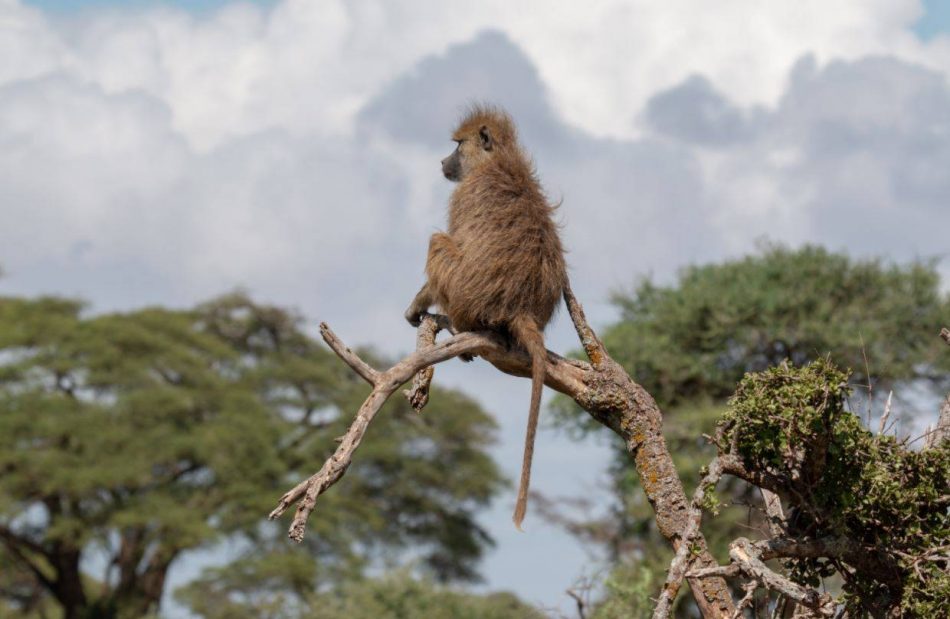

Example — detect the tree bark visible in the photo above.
[50,544,86,619]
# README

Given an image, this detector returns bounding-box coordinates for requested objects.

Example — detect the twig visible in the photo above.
[877,390,892,436]
[925,396,950,449]
[319,323,379,385]
[729,538,836,617]
[563,284,608,369]
[403,314,442,411]
[566,588,587,619]
[653,456,726,619]
[732,581,758,619]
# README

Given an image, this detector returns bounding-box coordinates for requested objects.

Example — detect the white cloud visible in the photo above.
[6,0,950,149]
[3,0,947,384]
[642,55,950,272]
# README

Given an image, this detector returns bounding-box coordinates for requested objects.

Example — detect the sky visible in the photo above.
[2,0,950,616]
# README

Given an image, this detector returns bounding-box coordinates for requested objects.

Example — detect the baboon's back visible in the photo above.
[431,148,566,332]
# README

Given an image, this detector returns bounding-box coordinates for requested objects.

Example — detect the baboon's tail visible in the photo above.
[509,314,547,531]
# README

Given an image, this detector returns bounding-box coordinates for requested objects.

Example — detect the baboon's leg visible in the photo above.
[405,233,462,327]
[425,232,462,296]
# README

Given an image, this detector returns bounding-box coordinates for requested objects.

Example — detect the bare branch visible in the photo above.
[732,581,758,619]
[756,537,901,588]
[688,565,741,579]
[403,315,441,412]
[758,488,811,618]
[760,489,786,538]
[269,325,506,540]
[563,284,608,369]
[730,538,836,617]
[877,390,893,436]
[319,322,379,385]
[566,588,587,619]
[653,456,726,619]
[703,535,900,616]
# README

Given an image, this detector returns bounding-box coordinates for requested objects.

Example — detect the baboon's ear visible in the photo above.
[479,125,493,151]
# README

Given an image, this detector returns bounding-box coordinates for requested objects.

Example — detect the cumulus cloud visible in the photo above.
[6,0,950,147]
[642,54,950,276]
[1,0,948,384]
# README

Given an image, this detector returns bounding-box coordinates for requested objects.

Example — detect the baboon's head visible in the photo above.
[442,105,517,182]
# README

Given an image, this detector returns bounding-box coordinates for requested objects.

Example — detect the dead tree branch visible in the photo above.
[402,312,441,411]
[269,286,736,617]
[760,488,786,539]
[653,455,726,619]
[268,319,505,540]
[729,538,836,617]
[758,488,811,618]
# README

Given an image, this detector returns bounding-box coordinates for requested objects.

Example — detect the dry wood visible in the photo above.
[732,581,758,619]
[268,287,736,617]
[760,489,786,538]
[402,312,441,411]
[729,538,836,617]
[652,456,726,619]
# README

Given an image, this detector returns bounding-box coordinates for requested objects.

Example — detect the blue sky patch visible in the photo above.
[915,0,950,40]
[25,0,274,14]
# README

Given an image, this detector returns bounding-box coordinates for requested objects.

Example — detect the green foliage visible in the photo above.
[721,358,853,487]
[549,245,948,616]
[722,359,950,616]
[603,244,949,409]
[589,559,675,618]
[0,292,504,617]
[176,569,545,619]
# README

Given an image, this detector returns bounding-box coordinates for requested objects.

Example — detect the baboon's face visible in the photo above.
[442,125,494,182]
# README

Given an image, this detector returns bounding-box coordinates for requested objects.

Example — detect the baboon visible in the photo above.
[405,105,568,530]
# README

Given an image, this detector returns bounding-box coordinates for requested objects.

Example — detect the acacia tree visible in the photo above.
[0,293,503,618]
[602,245,949,408]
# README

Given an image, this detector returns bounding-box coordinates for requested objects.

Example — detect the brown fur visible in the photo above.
[405,105,567,530]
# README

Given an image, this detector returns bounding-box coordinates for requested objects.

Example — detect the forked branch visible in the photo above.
[268,288,737,617]
[268,319,503,540]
